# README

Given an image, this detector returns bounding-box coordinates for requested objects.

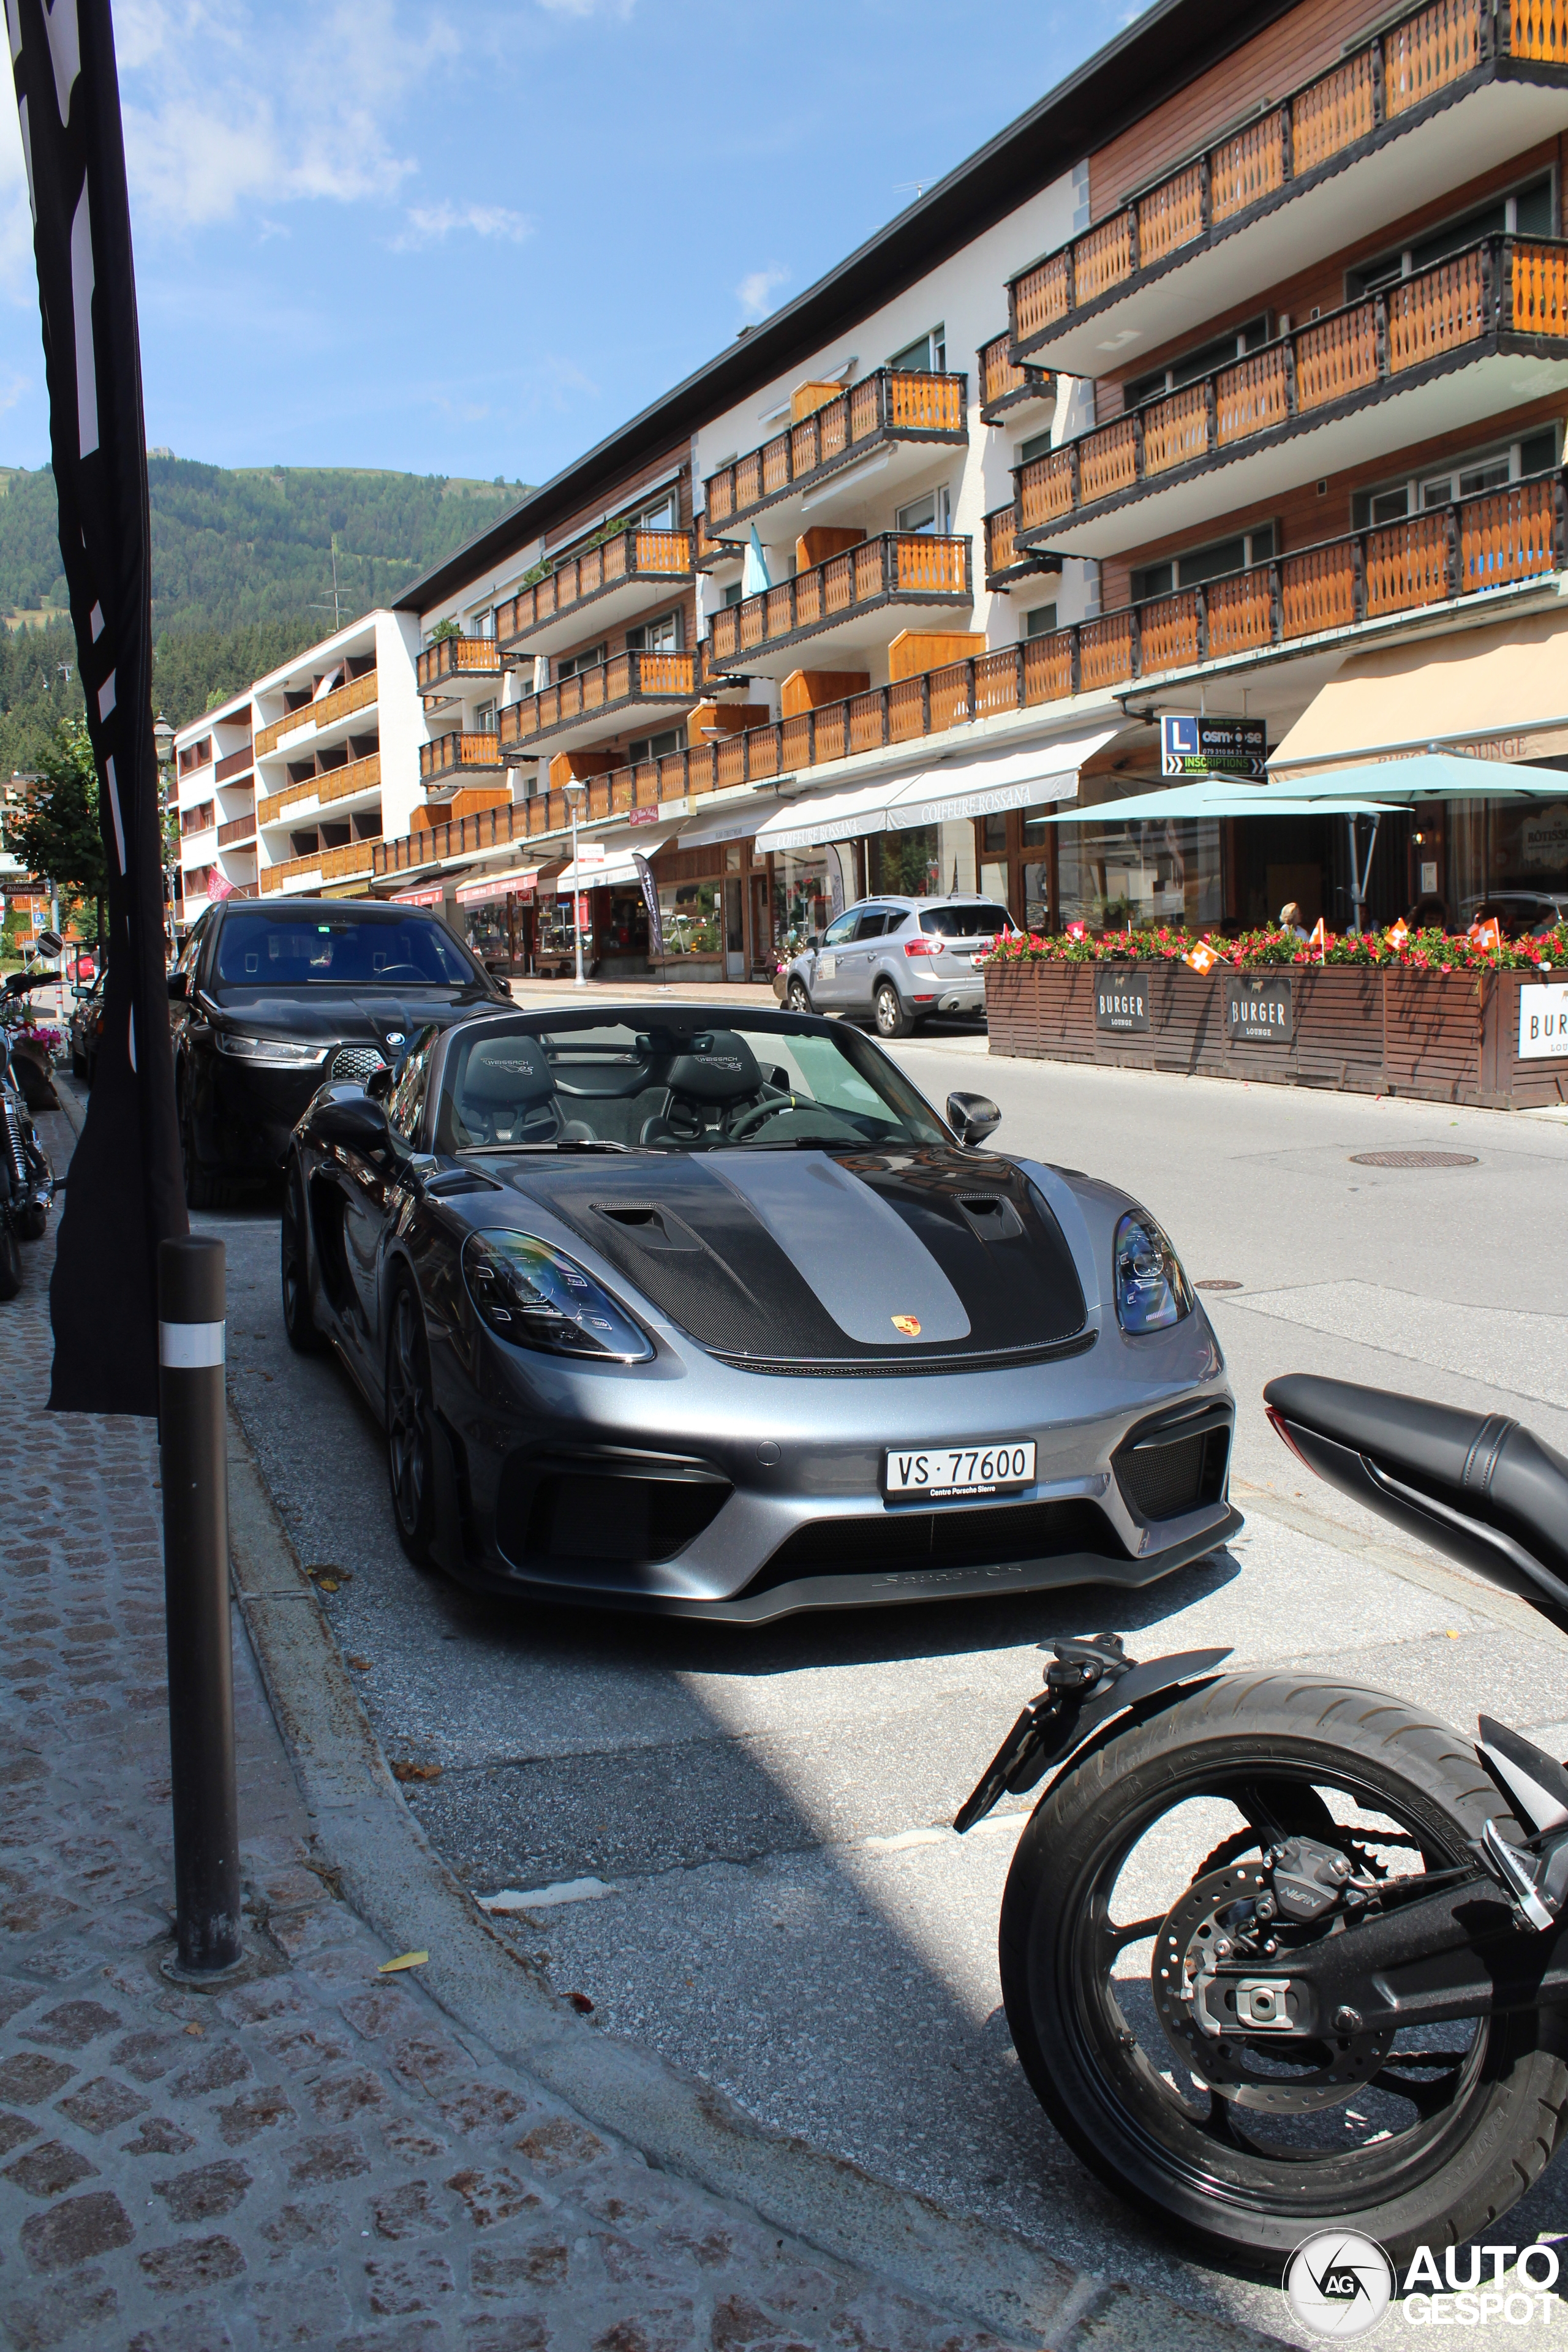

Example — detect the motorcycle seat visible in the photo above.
[1264,1374,1568,1586]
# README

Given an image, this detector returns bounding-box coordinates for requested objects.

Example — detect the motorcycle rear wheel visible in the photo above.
[1000,1672,1568,2270]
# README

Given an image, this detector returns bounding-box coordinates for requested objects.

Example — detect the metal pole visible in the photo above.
[158,1235,242,1978]
[570,793,586,987]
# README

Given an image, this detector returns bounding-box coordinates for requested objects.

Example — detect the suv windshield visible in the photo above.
[920,903,1015,938]
[435,1013,951,1155]
[212,911,478,987]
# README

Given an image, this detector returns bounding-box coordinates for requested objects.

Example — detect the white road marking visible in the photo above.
[477,1877,619,1912]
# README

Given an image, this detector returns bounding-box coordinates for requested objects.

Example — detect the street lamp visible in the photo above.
[563,776,587,988]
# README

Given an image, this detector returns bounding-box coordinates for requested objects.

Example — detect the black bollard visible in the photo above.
[158,1235,242,1976]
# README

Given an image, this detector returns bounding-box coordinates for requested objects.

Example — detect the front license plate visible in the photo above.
[884,1441,1036,1501]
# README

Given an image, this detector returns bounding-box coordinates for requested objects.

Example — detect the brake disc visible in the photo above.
[1149,1861,1392,2111]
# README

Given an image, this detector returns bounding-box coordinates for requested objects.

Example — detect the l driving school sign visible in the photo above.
[1161,714,1268,778]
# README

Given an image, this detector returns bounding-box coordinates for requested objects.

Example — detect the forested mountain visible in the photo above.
[0,456,530,774]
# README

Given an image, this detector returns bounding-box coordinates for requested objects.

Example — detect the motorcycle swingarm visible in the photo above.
[1256,1875,1568,2034]
[954,1642,1233,1834]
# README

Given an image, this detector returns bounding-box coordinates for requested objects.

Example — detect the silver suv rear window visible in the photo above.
[919,904,1014,938]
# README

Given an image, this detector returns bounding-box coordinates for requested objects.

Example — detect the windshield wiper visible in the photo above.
[466,1139,634,1155]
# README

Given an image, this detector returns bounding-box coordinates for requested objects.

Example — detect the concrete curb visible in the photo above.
[224,1405,1285,2351]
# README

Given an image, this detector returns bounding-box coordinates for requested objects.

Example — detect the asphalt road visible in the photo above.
[195,1038,1568,2346]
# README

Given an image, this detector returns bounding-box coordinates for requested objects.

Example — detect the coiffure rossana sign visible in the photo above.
[1095,977,1149,1032]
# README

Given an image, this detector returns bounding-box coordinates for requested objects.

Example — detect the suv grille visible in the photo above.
[331,1045,387,1084]
[744,1496,1124,1597]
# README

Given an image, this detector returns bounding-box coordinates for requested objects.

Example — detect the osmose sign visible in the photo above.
[1227,973,1293,1043]
[1161,714,1267,778]
[1518,981,1568,1060]
[1095,978,1150,1032]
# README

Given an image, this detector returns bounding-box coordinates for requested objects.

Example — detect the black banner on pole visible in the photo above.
[631,853,663,957]
[9,0,188,1414]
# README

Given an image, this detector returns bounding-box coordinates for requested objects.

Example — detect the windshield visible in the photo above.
[920,903,1015,938]
[212,910,478,987]
[435,1013,950,1155]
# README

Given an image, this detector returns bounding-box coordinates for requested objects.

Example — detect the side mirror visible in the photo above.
[948,1091,1001,1147]
[167,972,188,1001]
[314,1091,390,1152]
[807,933,821,952]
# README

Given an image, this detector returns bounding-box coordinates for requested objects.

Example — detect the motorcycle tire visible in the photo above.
[0,1226,21,1300]
[999,1670,1568,2272]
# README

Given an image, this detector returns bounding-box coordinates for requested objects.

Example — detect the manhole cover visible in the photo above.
[1348,1150,1479,1168]
[1195,1280,1243,1291]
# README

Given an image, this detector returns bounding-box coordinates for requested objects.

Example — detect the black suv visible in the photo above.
[168,897,507,1207]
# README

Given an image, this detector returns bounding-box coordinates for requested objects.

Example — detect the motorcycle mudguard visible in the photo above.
[954,1646,1232,1833]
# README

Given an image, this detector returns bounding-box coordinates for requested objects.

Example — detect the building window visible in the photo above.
[475,701,496,732]
[554,643,607,682]
[889,325,946,374]
[1023,603,1059,639]
[633,489,678,533]
[1354,432,1557,530]
[895,486,950,536]
[625,609,682,654]
[1017,429,1054,467]
[722,580,744,608]
[1348,175,1553,299]
[1131,525,1276,604]
[628,726,685,764]
[1124,315,1271,411]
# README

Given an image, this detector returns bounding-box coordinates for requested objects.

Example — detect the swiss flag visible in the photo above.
[1469,915,1503,952]
[1385,916,1408,951]
[1308,916,1329,957]
[1183,939,1226,974]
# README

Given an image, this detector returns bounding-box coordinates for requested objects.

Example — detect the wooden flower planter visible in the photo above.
[984,960,1568,1109]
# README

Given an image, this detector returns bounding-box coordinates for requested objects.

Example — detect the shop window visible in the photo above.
[1124,315,1270,411]
[1132,526,1275,604]
[873,826,942,897]
[981,814,1008,854]
[774,849,835,957]
[659,878,722,957]
[889,325,946,374]
[1022,859,1051,933]
[1057,813,1223,932]
[895,486,950,536]
[1355,431,1557,529]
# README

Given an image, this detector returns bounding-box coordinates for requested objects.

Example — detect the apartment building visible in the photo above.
[173,609,422,921]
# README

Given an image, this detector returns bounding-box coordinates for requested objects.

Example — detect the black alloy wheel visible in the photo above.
[280,1159,322,1355]
[998,1673,1568,2270]
[180,1079,219,1212]
[875,980,913,1038]
[385,1278,437,1568]
[785,979,812,1014]
[0,1224,20,1300]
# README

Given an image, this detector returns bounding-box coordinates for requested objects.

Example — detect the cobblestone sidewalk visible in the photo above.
[0,1115,1020,2352]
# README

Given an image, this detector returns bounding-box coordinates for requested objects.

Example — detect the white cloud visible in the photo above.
[535,0,636,17]
[0,63,34,305]
[736,263,790,320]
[0,367,30,418]
[391,200,532,252]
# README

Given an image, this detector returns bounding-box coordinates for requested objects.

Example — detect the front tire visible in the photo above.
[180,1082,219,1212]
[1000,1672,1568,2271]
[280,1159,323,1354]
[874,981,912,1038]
[785,979,812,1014]
[385,1277,437,1569]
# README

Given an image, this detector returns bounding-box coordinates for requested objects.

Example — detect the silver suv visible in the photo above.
[783,894,1017,1036]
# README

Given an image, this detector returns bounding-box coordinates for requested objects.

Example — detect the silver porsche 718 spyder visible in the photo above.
[281,1004,1238,1621]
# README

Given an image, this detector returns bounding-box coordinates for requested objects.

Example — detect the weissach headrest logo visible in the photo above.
[1284,2234,1563,2335]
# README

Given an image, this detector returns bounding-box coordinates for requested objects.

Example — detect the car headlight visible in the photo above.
[214,1031,330,1065]
[1113,1211,1192,1334]
[462,1231,652,1362]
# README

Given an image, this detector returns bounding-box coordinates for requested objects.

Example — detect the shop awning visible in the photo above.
[555,832,676,893]
[455,865,545,908]
[679,798,791,850]
[390,884,444,905]
[1272,609,1568,777]
[752,726,1125,854]
[1253,750,1568,804]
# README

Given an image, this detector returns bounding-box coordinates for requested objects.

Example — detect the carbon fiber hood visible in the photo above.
[502,1146,1089,1370]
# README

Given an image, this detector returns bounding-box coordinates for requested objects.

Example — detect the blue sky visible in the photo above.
[2,0,1128,487]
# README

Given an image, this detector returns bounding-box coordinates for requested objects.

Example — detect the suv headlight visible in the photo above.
[214,1031,329,1066]
[1113,1211,1192,1334]
[462,1231,652,1362]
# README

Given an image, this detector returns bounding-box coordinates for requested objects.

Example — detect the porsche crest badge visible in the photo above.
[891,1314,922,1336]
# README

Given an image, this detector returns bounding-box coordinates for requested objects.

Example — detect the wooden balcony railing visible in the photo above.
[260,839,377,894]
[984,504,1020,579]
[496,649,696,756]
[372,475,1564,886]
[978,334,1054,419]
[216,814,256,848]
[258,752,382,827]
[420,731,502,787]
[214,742,254,783]
[417,635,501,696]
[1016,236,1568,543]
[702,369,967,537]
[255,668,377,756]
[494,529,694,650]
[704,533,971,670]
[1006,0,1561,355]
